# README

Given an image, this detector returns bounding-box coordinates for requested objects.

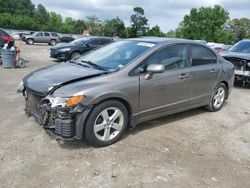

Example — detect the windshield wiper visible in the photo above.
[81,60,107,71]
[69,60,88,67]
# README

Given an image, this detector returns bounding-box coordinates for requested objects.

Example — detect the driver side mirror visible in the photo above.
[145,64,165,80]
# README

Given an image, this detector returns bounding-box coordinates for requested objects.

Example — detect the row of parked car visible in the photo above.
[13,31,76,45]
[0,29,77,48]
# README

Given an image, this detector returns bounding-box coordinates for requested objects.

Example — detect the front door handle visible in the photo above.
[179,73,189,79]
[210,69,218,74]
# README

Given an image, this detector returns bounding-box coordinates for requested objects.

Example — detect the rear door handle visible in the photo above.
[179,73,189,79]
[210,69,218,74]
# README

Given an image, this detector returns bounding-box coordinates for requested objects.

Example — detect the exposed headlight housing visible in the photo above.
[49,97,69,108]
[46,95,85,108]
[58,48,71,52]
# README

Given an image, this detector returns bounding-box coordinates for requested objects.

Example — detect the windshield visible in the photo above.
[71,38,88,45]
[229,41,250,53]
[78,40,155,69]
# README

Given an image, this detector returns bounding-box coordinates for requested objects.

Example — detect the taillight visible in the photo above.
[1,35,14,41]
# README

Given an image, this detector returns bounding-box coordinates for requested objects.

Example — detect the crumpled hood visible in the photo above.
[23,62,105,95]
[221,51,250,60]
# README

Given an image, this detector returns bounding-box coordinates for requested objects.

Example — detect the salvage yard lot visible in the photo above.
[0,42,250,188]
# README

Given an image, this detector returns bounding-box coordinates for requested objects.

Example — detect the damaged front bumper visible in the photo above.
[24,89,91,140]
[234,70,250,83]
[223,57,250,85]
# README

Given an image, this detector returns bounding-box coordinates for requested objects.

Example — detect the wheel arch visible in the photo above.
[220,80,229,98]
[75,96,133,140]
[50,38,56,42]
[26,38,34,42]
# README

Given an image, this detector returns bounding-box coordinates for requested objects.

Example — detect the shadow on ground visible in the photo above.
[59,107,207,149]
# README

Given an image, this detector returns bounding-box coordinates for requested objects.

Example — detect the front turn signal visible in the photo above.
[66,95,85,107]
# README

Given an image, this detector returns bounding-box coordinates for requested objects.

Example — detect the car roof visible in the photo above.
[241,39,250,42]
[87,36,113,39]
[127,37,198,45]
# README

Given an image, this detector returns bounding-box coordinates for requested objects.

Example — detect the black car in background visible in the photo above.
[0,28,14,48]
[50,37,113,61]
[221,39,250,86]
[59,36,75,43]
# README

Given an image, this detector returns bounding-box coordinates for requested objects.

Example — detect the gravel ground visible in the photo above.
[0,42,250,188]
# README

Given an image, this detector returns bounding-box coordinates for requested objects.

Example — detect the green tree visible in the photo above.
[0,0,34,16]
[60,17,74,33]
[73,20,86,34]
[176,5,229,43]
[103,17,126,37]
[227,18,250,41]
[85,15,103,35]
[166,30,175,38]
[147,25,166,37]
[0,13,38,30]
[34,4,49,26]
[130,7,148,37]
[46,12,63,32]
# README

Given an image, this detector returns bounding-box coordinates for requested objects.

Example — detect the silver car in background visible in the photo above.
[18,38,234,147]
[23,31,60,46]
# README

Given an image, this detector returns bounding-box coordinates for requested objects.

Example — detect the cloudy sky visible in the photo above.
[32,0,250,32]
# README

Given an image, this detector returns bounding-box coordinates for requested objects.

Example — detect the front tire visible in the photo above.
[27,39,34,45]
[85,100,128,147]
[71,51,81,59]
[205,83,227,112]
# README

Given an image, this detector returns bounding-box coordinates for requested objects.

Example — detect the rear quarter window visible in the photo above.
[51,33,59,37]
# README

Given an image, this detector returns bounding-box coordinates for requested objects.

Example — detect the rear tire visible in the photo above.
[205,83,227,112]
[50,39,56,46]
[85,100,128,147]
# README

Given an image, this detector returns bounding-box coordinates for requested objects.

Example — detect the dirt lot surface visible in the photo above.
[0,41,250,188]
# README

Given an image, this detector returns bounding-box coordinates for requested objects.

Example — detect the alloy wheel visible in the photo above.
[51,40,56,46]
[94,107,124,141]
[213,87,225,108]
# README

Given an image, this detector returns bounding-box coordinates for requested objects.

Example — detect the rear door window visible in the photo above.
[51,33,59,37]
[44,32,50,37]
[191,44,217,66]
[88,39,100,46]
[100,38,111,45]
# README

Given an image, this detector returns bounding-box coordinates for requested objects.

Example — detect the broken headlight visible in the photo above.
[47,95,85,108]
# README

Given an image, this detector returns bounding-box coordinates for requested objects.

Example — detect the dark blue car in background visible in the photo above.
[50,36,113,61]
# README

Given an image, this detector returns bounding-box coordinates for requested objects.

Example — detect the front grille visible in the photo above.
[50,49,57,55]
[55,118,75,138]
